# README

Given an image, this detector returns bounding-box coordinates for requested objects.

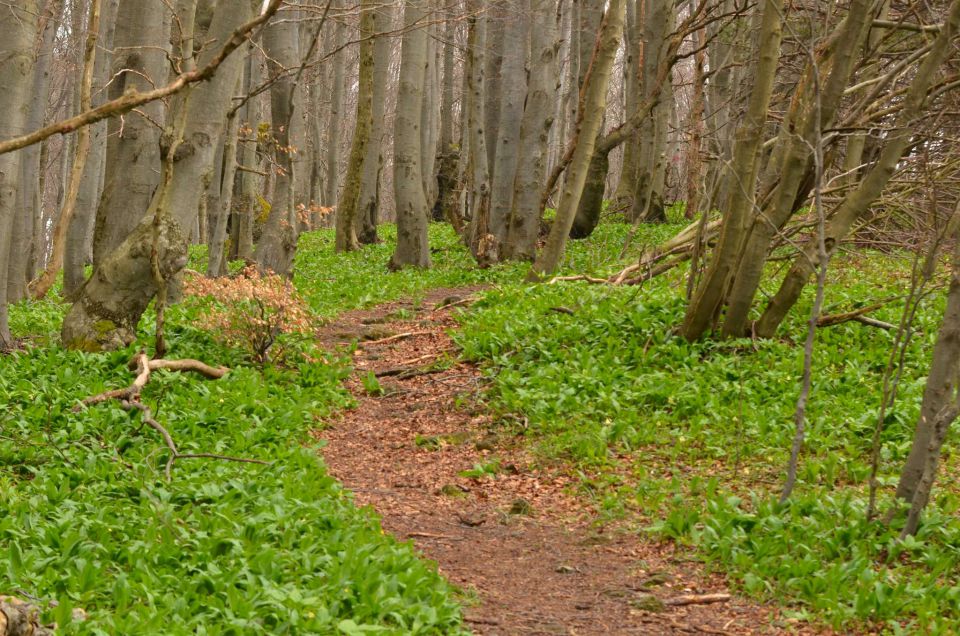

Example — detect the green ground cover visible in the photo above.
[453,226,960,633]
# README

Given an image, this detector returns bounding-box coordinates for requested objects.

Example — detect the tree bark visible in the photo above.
[62,0,255,350]
[255,7,302,276]
[389,0,431,270]
[356,2,393,244]
[503,0,560,261]
[529,0,625,279]
[63,0,119,298]
[0,1,40,348]
[92,0,173,265]
[754,0,960,338]
[681,0,785,341]
[335,0,375,252]
[488,1,529,246]
[324,10,345,207]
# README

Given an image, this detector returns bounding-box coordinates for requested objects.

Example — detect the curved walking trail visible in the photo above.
[314,289,828,635]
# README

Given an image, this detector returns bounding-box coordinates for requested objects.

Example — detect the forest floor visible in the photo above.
[314,287,832,636]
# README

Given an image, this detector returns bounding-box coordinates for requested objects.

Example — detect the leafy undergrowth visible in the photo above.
[455,243,960,633]
[2,221,646,634]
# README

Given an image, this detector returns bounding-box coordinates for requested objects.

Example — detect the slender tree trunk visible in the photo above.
[389,0,431,270]
[488,1,529,246]
[335,0,375,252]
[233,48,260,261]
[898,210,960,536]
[356,1,393,244]
[503,0,560,261]
[255,8,302,276]
[207,77,243,276]
[325,11,345,207]
[719,0,874,339]
[0,1,40,348]
[681,0,784,341]
[529,0,625,279]
[63,0,119,298]
[432,10,459,225]
[612,0,641,209]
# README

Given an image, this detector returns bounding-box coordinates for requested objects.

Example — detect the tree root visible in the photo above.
[74,353,268,481]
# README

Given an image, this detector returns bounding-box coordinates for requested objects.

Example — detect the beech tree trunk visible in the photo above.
[488,2,529,246]
[355,2,393,244]
[335,0,375,252]
[754,0,960,338]
[681,0,785,341]
[529,0,625,279]
[0,1,40,348]
[389,0,431,270]
[502,0,559,261]
[63,0,119,298]
[92,0,171,266]
[62,0,254,351]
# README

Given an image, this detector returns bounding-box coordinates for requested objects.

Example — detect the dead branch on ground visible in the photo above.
[74,353,268,481]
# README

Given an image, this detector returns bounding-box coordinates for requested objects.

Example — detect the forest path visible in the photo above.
[313,288,823,636]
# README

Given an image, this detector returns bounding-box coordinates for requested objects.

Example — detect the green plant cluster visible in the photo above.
[454,230,960,632]
[2,298,465,634]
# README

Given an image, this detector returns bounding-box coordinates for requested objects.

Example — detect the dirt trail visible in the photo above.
[314,288,825,636]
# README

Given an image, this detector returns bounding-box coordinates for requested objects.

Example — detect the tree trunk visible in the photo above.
[62,0,255,350]
[356,1,393,244]
[681,0,785,341]
[255,9,302,276]
[63,0,119,298]
[9,0,61,304]
[898,211,960,536]
[503,0,560,261]
[529,0,625,279]
[389,0,431,270]
[92,0,171,266]
[324,11,345,207]
[488,1,529,246]
[0,1,40,348]
[611,0,641,210]
[335,0,375,252]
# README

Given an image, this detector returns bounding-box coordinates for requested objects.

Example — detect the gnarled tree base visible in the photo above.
[61,215,187,351]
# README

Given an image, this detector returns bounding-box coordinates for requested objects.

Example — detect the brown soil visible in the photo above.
[314,288,831,636]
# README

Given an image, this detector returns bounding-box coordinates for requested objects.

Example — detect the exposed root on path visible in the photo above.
[314,288,835,635]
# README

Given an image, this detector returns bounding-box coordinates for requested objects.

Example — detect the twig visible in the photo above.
[362,330,433,346]
[663,593,731,606]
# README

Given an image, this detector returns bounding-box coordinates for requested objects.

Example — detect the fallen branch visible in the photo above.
[663,593,731,607]
[817,299,897,328]
[361,330,433,346]
[74,353,268,481]
[374,365,447,380]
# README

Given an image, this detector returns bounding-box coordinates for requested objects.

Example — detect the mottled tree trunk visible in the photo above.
[356,2,393,244]
[389,0,431,270]
[324,11,345,207]
[0,1,40,348]
[488,1,529,246]
[503,0,559,261]
[529,0,625,279]
[611,0,641,210]
[92,0,171,265]
[334,0,375,252]
[255,9,302,276]
[62,0,254,350]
